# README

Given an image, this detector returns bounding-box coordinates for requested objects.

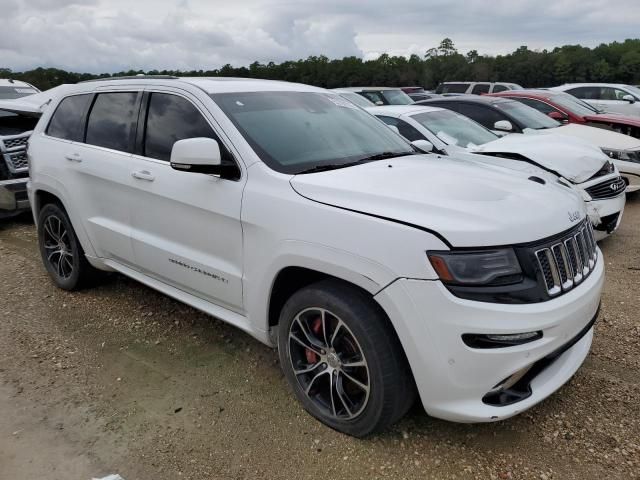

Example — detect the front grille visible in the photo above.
[4,151,29,172]
[585,176,626,199]
[1,136,28,149]
[534,221,597,297]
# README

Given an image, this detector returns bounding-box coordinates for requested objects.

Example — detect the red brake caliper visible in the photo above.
[305,316,323,364]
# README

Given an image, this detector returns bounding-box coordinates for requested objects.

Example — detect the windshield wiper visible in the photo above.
[296,151,416,174]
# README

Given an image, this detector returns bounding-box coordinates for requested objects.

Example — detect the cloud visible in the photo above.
[1,0,639,72]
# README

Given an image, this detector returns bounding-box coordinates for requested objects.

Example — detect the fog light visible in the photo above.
[462,331,542,349]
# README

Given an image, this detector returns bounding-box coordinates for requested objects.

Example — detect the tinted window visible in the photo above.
[144,93,223,162]
[494,101,559,130]
[471,84,490,95]
[437,83,469,94]
[567,86,600,100]
[377,116,426,142]
[47,94,93,141]
[492,85,508,93]
[85,92,138,152]
[436,103,508,130]
[0,85,39,100]
[516,98,558,115]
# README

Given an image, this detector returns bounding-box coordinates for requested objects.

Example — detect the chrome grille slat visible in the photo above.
[534,220,597,296]
[585,176,626,199]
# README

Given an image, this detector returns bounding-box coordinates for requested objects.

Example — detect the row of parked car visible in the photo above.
[0,75,634,436]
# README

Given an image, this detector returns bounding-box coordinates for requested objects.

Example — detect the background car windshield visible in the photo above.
[0,85,39,100]
[381,90,414,105]
[211,91,413,174]
[553,93,600,116]
[411,110,498,147]
[338,92,375,108]
[494,101,559,129]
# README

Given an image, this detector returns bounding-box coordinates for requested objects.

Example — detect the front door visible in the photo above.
[128,90,245,312]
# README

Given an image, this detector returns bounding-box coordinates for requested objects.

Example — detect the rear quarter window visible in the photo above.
[46,94,93,141]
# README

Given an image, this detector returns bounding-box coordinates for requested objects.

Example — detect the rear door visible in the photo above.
[44,91,140,265]
[128,89,245,311]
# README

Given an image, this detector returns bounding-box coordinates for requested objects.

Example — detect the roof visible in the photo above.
[64,77,328,95]
[334,87,405,92]
[417,94,513,105]
[553,83,633,89]
[365,105,445,117]
[0,78,37,89]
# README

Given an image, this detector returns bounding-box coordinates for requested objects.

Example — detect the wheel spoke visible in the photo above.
[295,316,325,350]
[293,362,321,376]
[329,371,337,417]
[334,375,353,417]
[289,332,322,356]
[340,370,369,393]
[342,359,367,368]
[304,369,328,395]
[44,218,58,243]
[47,249,62,262]
[320,309,329,347]
[56,254,65,277]
[329,320,343,348]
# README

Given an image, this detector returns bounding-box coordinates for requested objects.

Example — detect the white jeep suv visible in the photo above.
[27,77,603,436]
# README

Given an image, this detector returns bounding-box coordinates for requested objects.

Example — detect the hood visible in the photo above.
[471,133,608,183]
[0,84,75,117]
[536,123,640,151]
[290,155,586,247]
[584,112,640,127]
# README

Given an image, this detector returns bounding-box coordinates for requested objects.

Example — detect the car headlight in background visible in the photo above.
[601,148,640,164]
[427,249,523,286]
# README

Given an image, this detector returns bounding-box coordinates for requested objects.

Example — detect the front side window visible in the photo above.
[47,94,93,141]
[143,93,226,162]
[493,100,559,130]
[437,103,508,130]
[410,110,498,148]
[516,97,558,115]
[472,84,490,95]
[211,91,414,174]
[377,115,426,142]
[551,93,599,116]
[567,86,600,100]
[85,92,138,152]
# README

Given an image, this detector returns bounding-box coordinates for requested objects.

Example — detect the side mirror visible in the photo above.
[493,120,513,132]
[170,137,222,175]
[622,94,636,104]
[411,139,434,153]
[375,100,384,106]
[548,111,569,123]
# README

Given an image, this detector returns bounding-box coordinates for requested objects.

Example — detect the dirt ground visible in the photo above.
[1,194,639,480]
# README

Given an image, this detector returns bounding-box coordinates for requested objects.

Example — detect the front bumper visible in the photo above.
[0,178,30,218]
[586,193,625,240]
[374,252,604,423]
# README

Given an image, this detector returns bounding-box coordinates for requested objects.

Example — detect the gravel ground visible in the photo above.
[1,194,639,480]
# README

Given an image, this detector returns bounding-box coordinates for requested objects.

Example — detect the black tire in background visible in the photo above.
[277,279,416,437]
[37,202,99,290]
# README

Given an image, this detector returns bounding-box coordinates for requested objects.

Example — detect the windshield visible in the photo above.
[494,100,560,130]
[552,93,600,116]
[411,110,498,148]
[211,91,414,174]
[0,85,39,100]
[337,92,375,108]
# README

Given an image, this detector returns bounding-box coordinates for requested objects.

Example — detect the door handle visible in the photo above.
[131,170,155,182]
[65,153,82,163]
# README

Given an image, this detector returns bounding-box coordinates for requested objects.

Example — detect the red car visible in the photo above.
[488,90,640,139]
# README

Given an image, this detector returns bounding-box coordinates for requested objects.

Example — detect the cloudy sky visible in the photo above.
[2,0,639,73]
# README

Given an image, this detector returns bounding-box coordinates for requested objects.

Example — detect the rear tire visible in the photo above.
[37,203,99,290]
[277,279,415,437]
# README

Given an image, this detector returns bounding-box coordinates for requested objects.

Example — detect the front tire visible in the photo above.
[277,279,415,437]
[37,203,98,290]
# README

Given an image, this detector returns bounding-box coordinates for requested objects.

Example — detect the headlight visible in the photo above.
[601,148,640,164]
[427,249,523,286]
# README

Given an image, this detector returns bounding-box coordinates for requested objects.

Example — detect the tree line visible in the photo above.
[2,38,640,92]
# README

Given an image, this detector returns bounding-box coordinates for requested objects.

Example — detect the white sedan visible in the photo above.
[368,105,626,240]
[551,83,640,117]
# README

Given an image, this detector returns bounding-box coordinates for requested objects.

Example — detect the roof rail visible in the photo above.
[80,75,180,83]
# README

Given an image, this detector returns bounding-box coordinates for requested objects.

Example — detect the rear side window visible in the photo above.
[143,93,224,162]
[439,83,469,94]
[471,84,490,95]
[567,86,600,100]
[85,92,139,152]
[47,94,92,141]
